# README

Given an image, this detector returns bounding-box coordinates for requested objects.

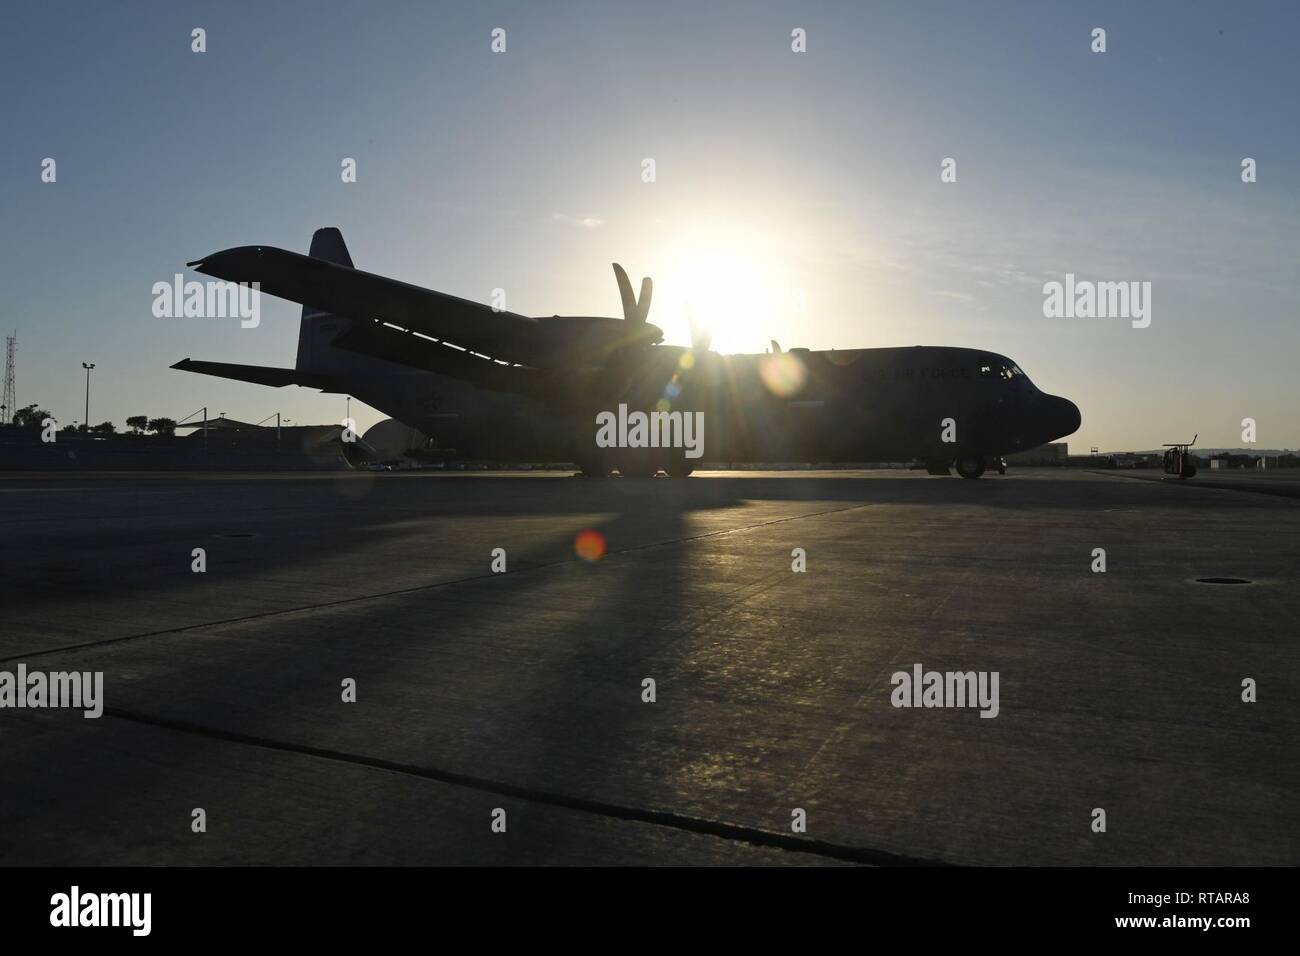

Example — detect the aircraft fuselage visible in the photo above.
[343,343,1081,468]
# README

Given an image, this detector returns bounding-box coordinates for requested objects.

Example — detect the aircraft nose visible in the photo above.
[1045,394,1081,440]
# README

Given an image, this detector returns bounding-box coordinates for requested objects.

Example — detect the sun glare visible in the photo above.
[662,235,784,355]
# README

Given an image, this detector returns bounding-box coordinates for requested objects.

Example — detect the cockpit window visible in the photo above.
[978,360,1030,387]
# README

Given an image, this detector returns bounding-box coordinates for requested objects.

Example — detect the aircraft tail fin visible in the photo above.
[295,227,356,377]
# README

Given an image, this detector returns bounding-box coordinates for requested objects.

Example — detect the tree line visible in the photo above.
[5,405,178,435]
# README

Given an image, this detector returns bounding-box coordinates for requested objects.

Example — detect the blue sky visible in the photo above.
[2,0,1297,451]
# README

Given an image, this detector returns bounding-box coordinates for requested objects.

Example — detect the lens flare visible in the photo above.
[758,352,807,398]
[574,529,607,562]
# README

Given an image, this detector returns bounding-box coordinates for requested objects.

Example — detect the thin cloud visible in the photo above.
[551,213,605,229]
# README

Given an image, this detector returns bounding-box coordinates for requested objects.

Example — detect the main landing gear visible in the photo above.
[926,456,996,479]
[573,449,694,478]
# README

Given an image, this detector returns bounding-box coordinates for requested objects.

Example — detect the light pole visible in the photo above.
[254,412,283,446]
[81,362,95,432]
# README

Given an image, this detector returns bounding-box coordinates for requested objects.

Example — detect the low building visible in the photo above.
[1210,454,1262,471]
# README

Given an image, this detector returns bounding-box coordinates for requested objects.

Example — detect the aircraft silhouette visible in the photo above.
[174,227,1080,478]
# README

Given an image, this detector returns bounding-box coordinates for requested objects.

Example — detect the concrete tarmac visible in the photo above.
[1,469,1296,865]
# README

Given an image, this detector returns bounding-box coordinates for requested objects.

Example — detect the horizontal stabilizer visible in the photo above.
[171,359,335,391]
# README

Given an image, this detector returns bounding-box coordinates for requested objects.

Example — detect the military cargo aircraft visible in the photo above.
[174,227,1080,478]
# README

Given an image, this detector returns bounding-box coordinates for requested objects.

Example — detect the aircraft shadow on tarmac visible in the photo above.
[2,471,1280,620]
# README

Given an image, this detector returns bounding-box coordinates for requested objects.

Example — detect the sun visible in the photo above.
[661,240,778,356]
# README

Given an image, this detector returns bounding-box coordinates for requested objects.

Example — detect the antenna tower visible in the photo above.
[1,333,15,424]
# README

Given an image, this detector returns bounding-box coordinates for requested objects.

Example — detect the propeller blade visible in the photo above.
[612,263,643,325]
[637,276,652,323]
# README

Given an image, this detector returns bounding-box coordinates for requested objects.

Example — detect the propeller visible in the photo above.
[613,263,652,325]
[600,264,710,439]
[596,264,661,400]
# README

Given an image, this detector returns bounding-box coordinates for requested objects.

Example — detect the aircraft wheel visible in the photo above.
[955,456,986,479]
[616,466,661,478]
[614,449,660,478]
[666,453,694,478]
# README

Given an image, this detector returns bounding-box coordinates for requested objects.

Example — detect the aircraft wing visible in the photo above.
[187,245,547,366]
[327,321,541,395]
